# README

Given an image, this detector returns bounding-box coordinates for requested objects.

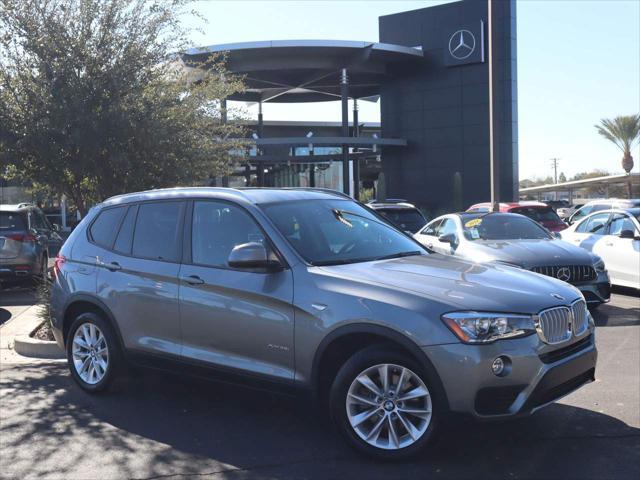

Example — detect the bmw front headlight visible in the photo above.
[441,312,536,344]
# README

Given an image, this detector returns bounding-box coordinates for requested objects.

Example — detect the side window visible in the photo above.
[608,214,637,236]
[573,205,592,220]
[192,201,265,268]
[132,202,185,262]
[591,204,608,213]
[89,206,126,249]
[113,205,138,254]
[421,219,442,236]
[438,218,457,237]
[576,213,610,234]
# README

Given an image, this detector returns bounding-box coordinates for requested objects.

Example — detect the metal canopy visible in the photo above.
[182,40,423,103]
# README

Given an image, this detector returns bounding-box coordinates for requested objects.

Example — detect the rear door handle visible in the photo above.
[180,274,204,285]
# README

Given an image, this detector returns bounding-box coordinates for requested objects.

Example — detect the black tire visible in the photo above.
[66,312,122,393]
[329,346,443,461]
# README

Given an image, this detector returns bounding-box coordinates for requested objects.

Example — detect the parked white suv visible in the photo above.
[568,199,640,225]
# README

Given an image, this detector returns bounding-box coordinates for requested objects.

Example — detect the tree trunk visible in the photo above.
[623,152,634,199]
[622,152,634,173]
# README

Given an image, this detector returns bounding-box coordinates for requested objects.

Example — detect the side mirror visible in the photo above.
[438,233,457,244]
[619,229,636,240]
[228,242,282,270]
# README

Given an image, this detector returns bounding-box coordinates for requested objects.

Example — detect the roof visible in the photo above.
[101,187,350,207]
[0,203,35,212]
[520,173,640,194]
[182,40,423,103]
[468,201,549,210]
[368,202,417,210]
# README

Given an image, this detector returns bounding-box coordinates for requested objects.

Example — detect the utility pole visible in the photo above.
[550,158,560,200]
[488,0,500,211]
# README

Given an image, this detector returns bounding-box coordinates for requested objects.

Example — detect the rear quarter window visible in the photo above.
[89,207,126,249]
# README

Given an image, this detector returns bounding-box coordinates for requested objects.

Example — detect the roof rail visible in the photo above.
[238,187,352,200]
[367,198,408,204]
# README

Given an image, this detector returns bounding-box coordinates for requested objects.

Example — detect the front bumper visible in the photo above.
[423,329,597,419]
[575,272,611,305]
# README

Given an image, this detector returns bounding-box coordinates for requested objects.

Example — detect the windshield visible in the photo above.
[261,199,426,266]
[461,213,552,241]
[375,208,426,233]
[510,206,562,223]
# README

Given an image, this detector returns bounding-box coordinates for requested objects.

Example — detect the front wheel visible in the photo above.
[330,346,441,460]
[66,312,121,393]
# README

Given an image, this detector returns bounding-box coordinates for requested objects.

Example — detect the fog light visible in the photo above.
[491,357,505,376]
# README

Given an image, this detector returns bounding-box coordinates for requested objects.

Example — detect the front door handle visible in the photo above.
[99,261,121,272]
[180,274,204,285]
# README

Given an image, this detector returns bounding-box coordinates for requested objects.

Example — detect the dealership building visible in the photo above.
[183,0,518,213]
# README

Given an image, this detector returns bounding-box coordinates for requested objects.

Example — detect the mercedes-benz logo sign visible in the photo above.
[556,267,571,282]
[448,29,476,60]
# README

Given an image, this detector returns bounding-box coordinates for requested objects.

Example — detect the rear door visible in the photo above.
[96,201,186,357]
[178,200,295,381]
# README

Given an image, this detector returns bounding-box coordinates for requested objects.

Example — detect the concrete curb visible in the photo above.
[13,334,65,359]
[4,304,65,359]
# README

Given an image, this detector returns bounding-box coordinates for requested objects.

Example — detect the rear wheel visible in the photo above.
[330,346,441,460]
[66,312,122,393]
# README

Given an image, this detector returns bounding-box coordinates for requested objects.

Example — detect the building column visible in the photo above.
[352,98,360,200]
[257,100,265,187]
[340,68,350,196]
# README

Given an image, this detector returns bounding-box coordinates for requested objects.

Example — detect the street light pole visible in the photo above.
[488,0,500,212]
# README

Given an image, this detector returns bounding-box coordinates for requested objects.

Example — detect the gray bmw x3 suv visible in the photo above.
[50,188,597,460]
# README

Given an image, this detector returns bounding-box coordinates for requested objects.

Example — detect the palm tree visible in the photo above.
[595,114,640,198]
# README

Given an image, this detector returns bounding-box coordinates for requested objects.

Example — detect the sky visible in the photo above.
[186,0,640,181]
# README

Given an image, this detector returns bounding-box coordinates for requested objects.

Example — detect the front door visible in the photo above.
[178,200,295,381]
[602,213,640,286]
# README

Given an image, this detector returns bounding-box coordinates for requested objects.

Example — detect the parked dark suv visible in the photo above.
[50,188,597,460]
[0,203,62,281]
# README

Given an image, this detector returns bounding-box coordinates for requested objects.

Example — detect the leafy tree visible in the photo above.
[558,172,567,183]
[0,0,247,214]
[595,114,640,198]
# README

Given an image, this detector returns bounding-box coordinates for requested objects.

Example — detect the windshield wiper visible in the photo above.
[372,251,423,261]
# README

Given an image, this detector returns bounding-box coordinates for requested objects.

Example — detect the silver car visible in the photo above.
[414,212,611,306]
[1,203,62,282]
[50,188,597,460]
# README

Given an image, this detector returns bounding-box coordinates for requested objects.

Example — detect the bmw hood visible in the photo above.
[315,254,582,314]
[462,239,595,268]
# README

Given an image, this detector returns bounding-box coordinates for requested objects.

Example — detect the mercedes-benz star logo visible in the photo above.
[449,29,476,60]
[556,267,571,282]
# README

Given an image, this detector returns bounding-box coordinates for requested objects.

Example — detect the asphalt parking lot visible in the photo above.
[0,284,638,480]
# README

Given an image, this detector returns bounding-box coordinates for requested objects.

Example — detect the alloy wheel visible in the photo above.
[346,363,432,450]
[72,323,109,385]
